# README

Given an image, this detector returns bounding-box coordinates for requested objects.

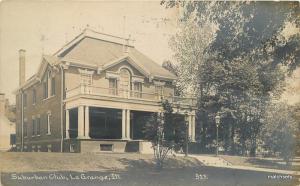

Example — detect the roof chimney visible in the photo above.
[19,49,26,86]
[124,35,131,53]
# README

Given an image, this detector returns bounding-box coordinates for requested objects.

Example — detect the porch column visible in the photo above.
[78,105,84,138]
[188,114,192,141]
[84,106,90,139]
[126,110,131,139]
[191,115,196,142]
[65,109,70,139]
[122,109,126,139]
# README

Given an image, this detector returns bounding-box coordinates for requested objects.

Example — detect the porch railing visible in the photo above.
[66,85,197,106]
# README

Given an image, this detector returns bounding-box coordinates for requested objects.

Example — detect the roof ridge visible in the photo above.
[83,28,135,47]
[84,28,134,41]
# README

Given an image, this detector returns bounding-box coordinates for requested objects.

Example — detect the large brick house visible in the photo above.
[15,29,196,153]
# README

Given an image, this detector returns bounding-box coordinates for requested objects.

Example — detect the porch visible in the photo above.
[65,106,196,153]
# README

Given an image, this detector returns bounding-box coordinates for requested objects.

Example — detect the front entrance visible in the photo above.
[130,111,153,140]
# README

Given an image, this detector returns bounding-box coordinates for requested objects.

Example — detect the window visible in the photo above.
[43,81,48,99]
[51,77,55,96]
[32,89,36,104]
[32,119,36,136]
[47,113,51,135]
[36,117,41,135]
[155,85,163,95]
[23,93,27,107]
[80,74,92,85]
[24,122,27,137]
[43,70,54,99]
[70,144,75,153]
[47,145,52,152]
[100,144,113,151]
[133,82,142,98]
[109,78,118,95]
[47,71,51,98]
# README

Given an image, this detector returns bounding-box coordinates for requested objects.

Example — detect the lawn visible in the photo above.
[221,155,300,171]
[1,152,299,186]
[0,152,202,173]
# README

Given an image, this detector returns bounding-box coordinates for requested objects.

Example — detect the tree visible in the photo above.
[291,102,300,156]
[143,100,186,170]
[163,1,299,71]
[261,102,298,165]
[164,1,299,156]
[169,17,218,151]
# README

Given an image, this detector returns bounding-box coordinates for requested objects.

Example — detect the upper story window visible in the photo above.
[80,74,92,85]
[133,82,142,98]
[32,89,36,104]
[47,71,51,97]
[43,70,56,99]
[109,78,118,95]
[154,80,166,100]
[23,93,27,107]
[51,77,55,96]
[79,69,94,86]
[43,81,48,99]
[24,121,27,137]
[155,85,163,96]
[119,68,131,91]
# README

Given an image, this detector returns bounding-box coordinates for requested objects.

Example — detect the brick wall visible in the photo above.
[16,64,63,152]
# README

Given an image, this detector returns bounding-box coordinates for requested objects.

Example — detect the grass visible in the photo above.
[1,152,299,186]
[220,155,300,171]
[0,152,203,173]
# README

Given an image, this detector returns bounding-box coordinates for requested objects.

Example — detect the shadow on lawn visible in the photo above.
[245,158,291,170]
[118,156,204,172]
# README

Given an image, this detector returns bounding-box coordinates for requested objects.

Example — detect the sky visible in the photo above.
[0,1,299,105]
[0,0,180,103]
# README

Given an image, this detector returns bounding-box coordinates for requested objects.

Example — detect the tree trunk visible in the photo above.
[241,137,246,156]
[155,159,163,171]
[230,121,235,155]
[250,138,256,157]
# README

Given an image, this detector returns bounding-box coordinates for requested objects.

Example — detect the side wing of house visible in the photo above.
[15,57,63,152]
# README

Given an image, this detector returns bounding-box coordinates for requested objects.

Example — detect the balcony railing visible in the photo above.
[66,85,197,106]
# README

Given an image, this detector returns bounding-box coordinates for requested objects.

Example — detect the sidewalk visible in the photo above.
[178,154,300,176]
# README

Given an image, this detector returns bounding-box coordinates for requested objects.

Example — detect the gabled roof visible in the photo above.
[15,55,60,92]
[16,29,177,92]
[57,29,177,80]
